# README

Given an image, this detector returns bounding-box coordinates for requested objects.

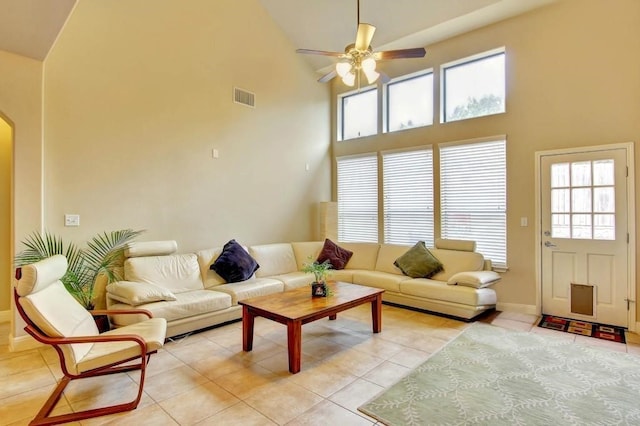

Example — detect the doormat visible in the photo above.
[538,314,626,343]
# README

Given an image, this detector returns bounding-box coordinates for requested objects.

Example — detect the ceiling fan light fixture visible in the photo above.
[342,71,356,86]
[364,69,380,84]
[336,61,352,78]
[361,57,376,72]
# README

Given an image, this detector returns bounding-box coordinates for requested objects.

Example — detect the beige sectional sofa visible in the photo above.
[106,239,499,338]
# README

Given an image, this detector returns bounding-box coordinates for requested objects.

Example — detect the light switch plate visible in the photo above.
[65,214,80,227]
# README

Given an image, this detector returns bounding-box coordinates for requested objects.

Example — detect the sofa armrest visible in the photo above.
[447,271,501,288]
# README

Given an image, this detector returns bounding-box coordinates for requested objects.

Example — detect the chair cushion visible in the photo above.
[210,240,259,283]
[106,281,177,306]
[75,317,167,374]
[16,254,68,296]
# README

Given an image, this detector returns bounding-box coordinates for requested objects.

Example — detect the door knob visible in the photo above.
[544,241,557,248]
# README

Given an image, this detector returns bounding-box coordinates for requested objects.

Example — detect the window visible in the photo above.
[551,160,615,240]
[442,49,505,123]
[386,72,433,133]
[337,154,378,242]
[383,149,434,246]
[339,88,377,141]
[440,139,507,268]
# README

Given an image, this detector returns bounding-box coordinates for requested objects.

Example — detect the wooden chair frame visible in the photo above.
[14,289,161,425]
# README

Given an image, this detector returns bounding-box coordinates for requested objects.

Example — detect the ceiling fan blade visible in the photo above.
[296,48,343,57]
[374,47,426,60]
[318,70,337,83]
[355,23,376,51]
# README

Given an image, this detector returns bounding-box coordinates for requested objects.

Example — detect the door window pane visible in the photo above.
[594,187,614,213]
[593,160,614,186]
[551,163,570,188]
[550,158,616,241]
[551,189,570,213]
[571,161,591,186]
[571,188,591,213]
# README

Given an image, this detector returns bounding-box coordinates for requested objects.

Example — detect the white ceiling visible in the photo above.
[259,0,556,73]
[0,0,554,66]
[0,0,76,60]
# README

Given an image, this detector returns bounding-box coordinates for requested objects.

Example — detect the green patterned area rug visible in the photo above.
[359,323,640,425]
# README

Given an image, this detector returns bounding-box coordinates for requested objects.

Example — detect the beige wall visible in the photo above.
[332,0,640,313]
[0,50,43,318]
[43,0,331,252]
[0,119,11,312]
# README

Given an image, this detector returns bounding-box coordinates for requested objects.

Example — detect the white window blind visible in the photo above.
[337,155,378,242]
[440,139,507,268]
[383,149,434,246]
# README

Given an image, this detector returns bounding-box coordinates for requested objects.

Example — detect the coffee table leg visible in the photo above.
[242,306,255,351]
[372,295,382,333]
[329,314,337,320]
[287,320,302,373]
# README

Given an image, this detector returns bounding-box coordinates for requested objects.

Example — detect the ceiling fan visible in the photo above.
[296,0,426,87]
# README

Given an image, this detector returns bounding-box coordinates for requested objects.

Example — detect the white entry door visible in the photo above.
[540,147,629,327]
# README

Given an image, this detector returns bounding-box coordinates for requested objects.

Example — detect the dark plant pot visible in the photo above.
[94,314,111,333]
[311,282,327,297]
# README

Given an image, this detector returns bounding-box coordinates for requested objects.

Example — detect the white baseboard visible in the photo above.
[496,302,538,316]
[0,310,11,323]
[9,333,42,352]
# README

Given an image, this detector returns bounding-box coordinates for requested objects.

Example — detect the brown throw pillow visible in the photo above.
[316,239,353,270]
[394,241,443,278]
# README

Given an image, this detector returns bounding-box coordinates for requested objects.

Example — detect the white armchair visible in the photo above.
[14,254,167,425]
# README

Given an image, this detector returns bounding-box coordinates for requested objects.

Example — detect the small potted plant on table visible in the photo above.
[302,258,333,297]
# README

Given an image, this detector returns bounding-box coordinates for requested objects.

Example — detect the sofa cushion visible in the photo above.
[352,270,411,293]
[340,242,380,270]
[435,238,476,252]
[394,241,443,278]
[375,244,410,275]
[400,279,496,306]
[196,247,225,288]
[124,253,203,294]
[125,240,178,258]
[213,278,284,304]
[428,249,485,282]
[211,240,259,283]
[106,281,177,306]
[291,241,324,271]
[250,243,298,277]
[316,239,353,270]
[447,271,501,288]
[108,289,232,326]
[270,271,313,290]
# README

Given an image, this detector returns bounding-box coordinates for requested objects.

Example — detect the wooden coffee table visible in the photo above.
[238,281,384,373]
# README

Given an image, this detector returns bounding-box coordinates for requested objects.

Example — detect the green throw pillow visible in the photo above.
[394,241,444,278]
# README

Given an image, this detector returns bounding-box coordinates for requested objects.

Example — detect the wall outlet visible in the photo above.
[65,214,80,227]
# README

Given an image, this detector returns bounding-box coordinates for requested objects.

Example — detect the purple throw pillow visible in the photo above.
[210,239,259,283]
[316,239,353,270]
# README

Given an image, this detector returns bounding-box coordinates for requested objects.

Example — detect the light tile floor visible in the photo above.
[1,306,639,425]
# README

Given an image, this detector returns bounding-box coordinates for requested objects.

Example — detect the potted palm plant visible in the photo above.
[302,258,332,297]
[14,229,144,318]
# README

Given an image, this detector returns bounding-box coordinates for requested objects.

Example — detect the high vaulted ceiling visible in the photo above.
[0,0,554,65]
[259,0,555,73]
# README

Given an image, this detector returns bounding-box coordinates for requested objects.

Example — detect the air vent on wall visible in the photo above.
[233,87,255,108]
